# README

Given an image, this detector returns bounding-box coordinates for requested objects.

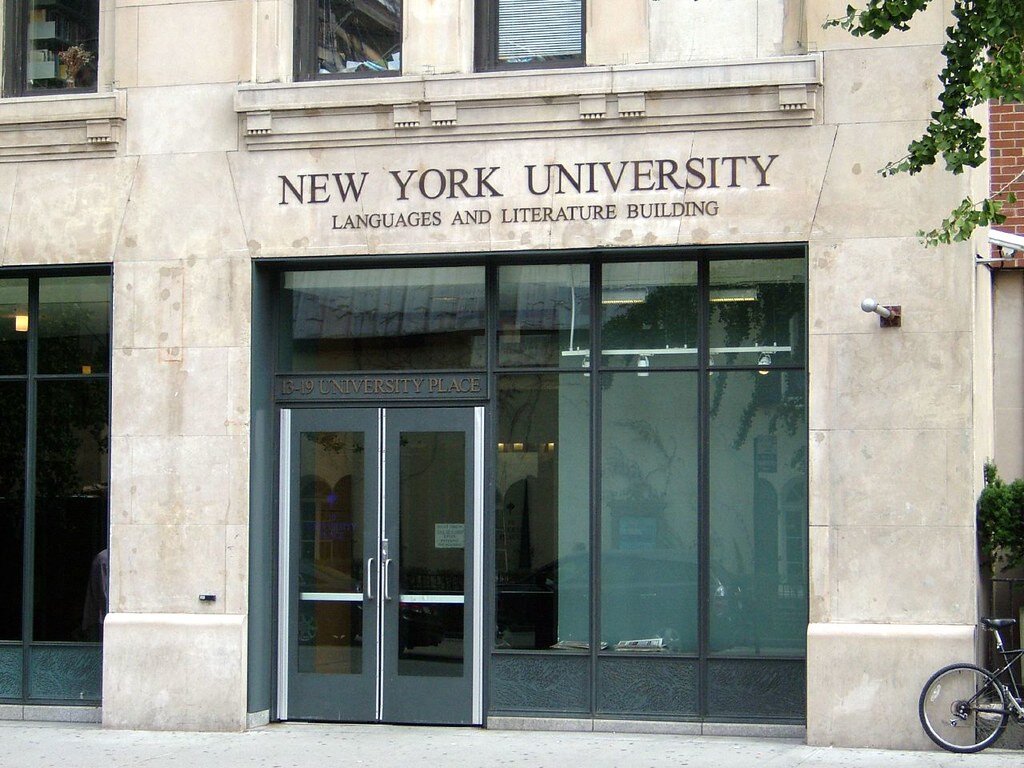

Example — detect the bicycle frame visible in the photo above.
[988,627,1024,720]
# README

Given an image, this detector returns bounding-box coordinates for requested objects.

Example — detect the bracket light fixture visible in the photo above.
[861,298,901,328]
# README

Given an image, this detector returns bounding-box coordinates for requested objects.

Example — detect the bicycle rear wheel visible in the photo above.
[919,663,1008,753]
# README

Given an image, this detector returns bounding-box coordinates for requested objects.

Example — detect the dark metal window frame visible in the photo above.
[0,265,112,706]
[293,0,404,82]
[2,0,100,97]
[487,247,808,723]
[474,0,585,73]
[254,244,807,723]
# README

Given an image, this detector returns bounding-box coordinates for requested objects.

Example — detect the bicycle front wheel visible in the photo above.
[919,663,1008,753]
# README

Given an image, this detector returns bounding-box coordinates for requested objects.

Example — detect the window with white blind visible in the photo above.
[476,0,583,71]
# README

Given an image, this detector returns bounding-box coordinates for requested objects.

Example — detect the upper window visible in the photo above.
[476,0,583,71]
[2,0,99,96]
[295,0,402,80]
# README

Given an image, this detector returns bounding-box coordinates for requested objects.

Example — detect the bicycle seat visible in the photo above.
[981,617,1018,629]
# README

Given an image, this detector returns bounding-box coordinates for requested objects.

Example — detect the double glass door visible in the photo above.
[279,407,483,724]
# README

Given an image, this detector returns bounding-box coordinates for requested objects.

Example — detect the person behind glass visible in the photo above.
[81,548,108,642]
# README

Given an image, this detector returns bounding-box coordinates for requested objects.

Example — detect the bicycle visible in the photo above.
[919,617,1024,753]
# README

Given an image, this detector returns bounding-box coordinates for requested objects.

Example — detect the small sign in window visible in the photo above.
[435,523,465,549]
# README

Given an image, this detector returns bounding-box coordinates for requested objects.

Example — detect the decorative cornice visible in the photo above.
[0,91,126,162]
[235,55,823,152]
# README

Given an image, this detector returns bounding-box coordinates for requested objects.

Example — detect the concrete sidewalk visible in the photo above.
[0,721,1021,768]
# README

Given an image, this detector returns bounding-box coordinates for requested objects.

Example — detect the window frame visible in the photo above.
[0,264,112,705]
[293,0,404,82]
[2,0,101,97]
[474,0,586,73]
[259,244,809,722]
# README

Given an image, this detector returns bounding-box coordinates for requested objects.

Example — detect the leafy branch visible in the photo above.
[826,0,1024,244]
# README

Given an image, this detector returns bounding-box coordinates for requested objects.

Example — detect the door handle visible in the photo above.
[366,557,375,600]
[383,558,393,601]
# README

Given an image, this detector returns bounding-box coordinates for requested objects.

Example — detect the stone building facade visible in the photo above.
[0,0,997,750]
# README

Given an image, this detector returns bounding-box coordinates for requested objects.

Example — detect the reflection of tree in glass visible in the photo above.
[311,433,364,455]
[0,384,26,640]
[605,418,679,507]
[0,384,25,502]
[729,375,804,450]
[707,281,803,448]
[36,382,108,500]
[604,417,685,551]
[601,285,697,352]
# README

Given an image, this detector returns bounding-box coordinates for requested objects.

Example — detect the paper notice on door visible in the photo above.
[435,523,465,549]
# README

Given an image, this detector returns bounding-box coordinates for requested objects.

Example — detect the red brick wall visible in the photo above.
[991,101,1024,235]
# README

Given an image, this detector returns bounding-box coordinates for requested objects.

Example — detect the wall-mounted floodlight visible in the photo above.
[990,229,1024,253]
[861,298,901,328]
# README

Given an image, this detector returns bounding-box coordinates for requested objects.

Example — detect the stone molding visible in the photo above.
[235,55,822,151]
[0,91,127,162]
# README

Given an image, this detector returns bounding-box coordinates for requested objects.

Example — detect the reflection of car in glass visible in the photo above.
[496,551,744,651]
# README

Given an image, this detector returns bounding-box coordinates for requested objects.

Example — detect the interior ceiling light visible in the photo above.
[601,289,646,305]
[710,288,758,303]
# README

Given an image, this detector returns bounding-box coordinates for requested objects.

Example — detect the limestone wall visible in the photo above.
[0,0,988,744]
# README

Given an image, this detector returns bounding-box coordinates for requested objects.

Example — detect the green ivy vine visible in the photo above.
[826,0,1024,245]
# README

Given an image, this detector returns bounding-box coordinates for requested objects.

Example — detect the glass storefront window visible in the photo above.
[315,0,401,76]
[708,258,805,368]
[398,431,466,677]
[498,264,589,368]
[33,379,109,642]
[495,373,590,650]
[0,382,26,644]
[38,275,111,375]
[297,430,365,675]
[0,271,110,703]
[601,262,698,369]
[600,372,699,653]
[266,251,807,720]
[0,279,28,375]
[708,370,807,656]
[279,267,486,372]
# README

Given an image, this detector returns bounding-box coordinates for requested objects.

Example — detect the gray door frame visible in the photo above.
[276,406,484,724]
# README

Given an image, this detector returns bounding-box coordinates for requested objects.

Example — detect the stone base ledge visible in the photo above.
[487,716,804,739]
[0,705,101,723]
[807,622,975,750]
[246,709,271,729]
[102,613,247,732]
